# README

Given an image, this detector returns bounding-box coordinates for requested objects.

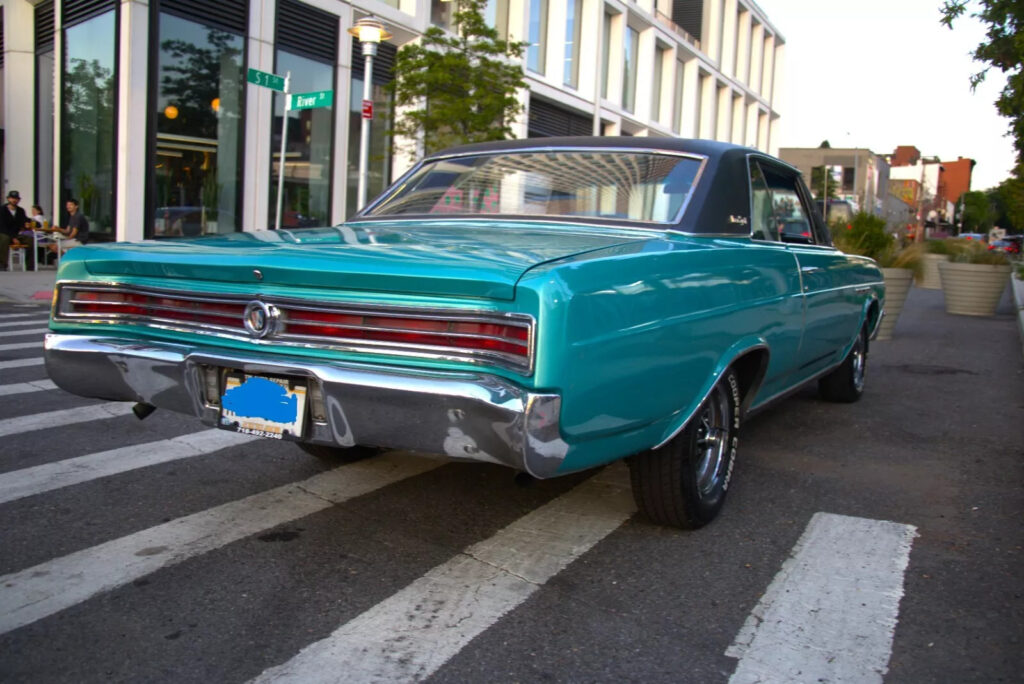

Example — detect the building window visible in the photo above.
[563,0,582,88]
[674,59,685,133]
[431,0,455,30]
[269,52,334,228]
[652,46,665,123]
[36,1,56,217]
[347,43,395,218]
[623,26,639,113]
[527,0,547,75]
[153,13,245,237]
[485,0,510,41]
[61,9,116,240]
[601,11,612,100]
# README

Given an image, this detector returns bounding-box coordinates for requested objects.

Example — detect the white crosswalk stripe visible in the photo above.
[0,452,444,635]
[0,429,257,504]
[0,379,56,396]
[0,402,134,438]
[251,465,635,684]
[0,341,41,352]
[0,327,48,338]
[727,513,917,684]
[0,318,49,329]
[0,357,44,370]
[0,312,45,320]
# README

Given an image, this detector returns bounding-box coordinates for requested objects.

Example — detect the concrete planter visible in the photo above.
[877,268,914,340]
[937,261,1012,316]
[917,253,947,289]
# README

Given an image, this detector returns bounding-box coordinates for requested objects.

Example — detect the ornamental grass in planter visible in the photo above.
[831,213,921,340]
[918,239,952,289]
[937,240,1012,316]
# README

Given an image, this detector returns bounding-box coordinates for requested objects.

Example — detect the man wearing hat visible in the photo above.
[0,190,32,270]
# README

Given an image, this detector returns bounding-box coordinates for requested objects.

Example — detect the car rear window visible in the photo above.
[364,150,704,225]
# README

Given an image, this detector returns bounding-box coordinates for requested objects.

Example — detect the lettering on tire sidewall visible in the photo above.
[722,372,741,492]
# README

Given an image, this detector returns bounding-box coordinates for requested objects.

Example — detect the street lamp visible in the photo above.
[348,16,392,211]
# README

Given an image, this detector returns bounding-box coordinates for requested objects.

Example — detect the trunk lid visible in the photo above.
[79,220,651,300]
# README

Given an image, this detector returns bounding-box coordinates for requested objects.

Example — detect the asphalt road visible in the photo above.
[0,286,1021,683]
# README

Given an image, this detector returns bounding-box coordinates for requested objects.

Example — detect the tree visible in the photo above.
[810,165,840,199]
[989,168,1024,231]
[388,0,527,157]
[959,189,996,231]
[941,1,1024,163]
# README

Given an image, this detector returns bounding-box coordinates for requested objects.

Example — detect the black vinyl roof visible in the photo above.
[414,137,788,236]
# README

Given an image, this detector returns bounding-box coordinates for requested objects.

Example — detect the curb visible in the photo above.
[1013,274,1024,359]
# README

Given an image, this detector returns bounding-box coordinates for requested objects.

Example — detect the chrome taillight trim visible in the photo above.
[54,282,536,374]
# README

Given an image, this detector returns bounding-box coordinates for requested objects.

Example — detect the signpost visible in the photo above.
[248,69,333,231]
[361,99,373,120]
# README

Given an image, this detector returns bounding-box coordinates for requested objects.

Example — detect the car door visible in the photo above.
[758,161,862,378]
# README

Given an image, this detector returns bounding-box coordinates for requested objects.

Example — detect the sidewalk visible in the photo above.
[0,266,59,305]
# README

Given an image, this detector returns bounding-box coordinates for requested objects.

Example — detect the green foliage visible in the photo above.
[959,190,995,231]
[831,211,893,260]
[810,166,840,199]
[388,0,527,157]
[947,237,1011,264]
[989,168,1024,230]
[941,1,1024,164]
[925,238,953,254]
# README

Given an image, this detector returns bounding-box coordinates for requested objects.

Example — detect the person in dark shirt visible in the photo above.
[0,190,33,270]
[48,198,90,256]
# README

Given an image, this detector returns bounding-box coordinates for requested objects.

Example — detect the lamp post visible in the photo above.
[348,16,392,211]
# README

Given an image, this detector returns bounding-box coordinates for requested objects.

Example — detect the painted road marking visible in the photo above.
[0,402,135,438]
[0,357,44,370]
[251,464,635,684]
[0,342,41,352]
[0,429,258,505]
[0,379,56,396]
[727,512,917,684]
[0,328,47,339]
[0,318,49,329]
[0,313,44,320]
[0,452,444,635]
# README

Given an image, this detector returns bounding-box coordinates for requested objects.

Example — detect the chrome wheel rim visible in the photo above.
[852,334,866,392]
[694,385,731,496]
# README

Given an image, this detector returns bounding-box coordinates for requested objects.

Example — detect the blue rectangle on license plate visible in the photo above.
[220,375,307,440]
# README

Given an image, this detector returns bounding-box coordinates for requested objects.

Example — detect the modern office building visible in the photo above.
[0,0,784,242]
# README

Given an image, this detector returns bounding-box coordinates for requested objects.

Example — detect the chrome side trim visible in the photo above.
[43,334,569,479]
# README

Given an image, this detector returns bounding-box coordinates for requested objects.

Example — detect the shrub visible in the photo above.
[830,211,893,261]
[947,238,1010,265]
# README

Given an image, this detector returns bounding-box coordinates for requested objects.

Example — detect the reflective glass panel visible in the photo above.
[61,11,116,239]
[153,13,244,237]
[367,151,703,225]
[269,51,334,228]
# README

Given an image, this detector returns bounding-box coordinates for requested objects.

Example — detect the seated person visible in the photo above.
[47,198,90,255]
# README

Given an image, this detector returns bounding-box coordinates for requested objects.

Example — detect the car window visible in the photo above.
[760,164,817,245]
[749,160,778,241]
[365,151,704,225]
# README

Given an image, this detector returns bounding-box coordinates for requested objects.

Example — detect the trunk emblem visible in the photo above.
[243,301,279,338]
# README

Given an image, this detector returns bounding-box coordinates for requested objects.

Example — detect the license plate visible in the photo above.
[220,374,307,440]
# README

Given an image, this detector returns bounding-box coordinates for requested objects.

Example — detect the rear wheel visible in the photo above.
[629,369,741,529]
[297,443,379,463]
[818,324,867,403]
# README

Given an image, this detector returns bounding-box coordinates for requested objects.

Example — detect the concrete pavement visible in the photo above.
[0,267,58,305]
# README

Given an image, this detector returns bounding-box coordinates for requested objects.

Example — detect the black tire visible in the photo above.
[818,324,867,403]
[629,369,741,529]
[297,443,380,463]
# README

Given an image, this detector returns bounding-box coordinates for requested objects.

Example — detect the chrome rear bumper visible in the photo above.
[44,334,569,478]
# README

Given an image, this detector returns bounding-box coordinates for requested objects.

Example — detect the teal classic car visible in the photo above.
[45,138,884,529]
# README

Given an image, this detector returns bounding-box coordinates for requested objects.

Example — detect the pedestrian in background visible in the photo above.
[48,198,89,256]
[0,190,32,270]
[30,204,47,229]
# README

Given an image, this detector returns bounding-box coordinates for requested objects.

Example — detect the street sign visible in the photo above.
[289,90,334,111]
[362,99,373,119]
[247,68,287,93]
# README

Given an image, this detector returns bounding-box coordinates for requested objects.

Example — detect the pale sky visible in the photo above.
[755,0,1016,191]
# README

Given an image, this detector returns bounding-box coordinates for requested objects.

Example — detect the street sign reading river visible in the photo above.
[288,90,334,111]
[247,68,286,93]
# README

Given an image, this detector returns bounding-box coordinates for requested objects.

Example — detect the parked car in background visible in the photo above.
[957,232,987,242]
[45,138,884,530]
[815,198,855,224]
[988,237,1021,255]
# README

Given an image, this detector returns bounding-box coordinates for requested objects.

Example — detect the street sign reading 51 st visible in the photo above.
[289,90,334,111]
[247,68,287,93]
